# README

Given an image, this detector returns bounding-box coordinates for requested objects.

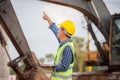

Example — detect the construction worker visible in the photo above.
[40,12,76,80]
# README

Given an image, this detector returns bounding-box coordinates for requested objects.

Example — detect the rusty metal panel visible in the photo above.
[85,51,98,61]
[72,71,108,80]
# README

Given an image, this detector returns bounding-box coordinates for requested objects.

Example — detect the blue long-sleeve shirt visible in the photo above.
[49,23,74,72]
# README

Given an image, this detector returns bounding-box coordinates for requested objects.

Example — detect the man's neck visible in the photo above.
[60,37,69,42]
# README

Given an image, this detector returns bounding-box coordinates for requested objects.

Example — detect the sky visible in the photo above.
[103,0,120,14]
[8,0,120,60]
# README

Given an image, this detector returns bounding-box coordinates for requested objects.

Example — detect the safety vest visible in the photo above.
[51,41,75,80]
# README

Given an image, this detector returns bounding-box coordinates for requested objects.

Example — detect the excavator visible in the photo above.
[0,0,120,80]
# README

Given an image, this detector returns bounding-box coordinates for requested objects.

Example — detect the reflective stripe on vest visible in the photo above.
[52,73,72,79]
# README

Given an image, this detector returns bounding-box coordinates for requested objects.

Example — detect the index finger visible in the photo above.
[43,11,46,15]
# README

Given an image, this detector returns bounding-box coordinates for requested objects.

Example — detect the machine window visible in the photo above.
[115,19,120,30]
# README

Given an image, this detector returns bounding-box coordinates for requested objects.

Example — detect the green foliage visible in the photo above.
[39,53,54,64]
[10,61,25,75]
[72,36,86,72]
[72,36,84,52]
[10,68,16,75]
[45,53,54,61]
[39,58,45,64]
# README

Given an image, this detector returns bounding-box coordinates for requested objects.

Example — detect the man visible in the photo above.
[40,12,76,80]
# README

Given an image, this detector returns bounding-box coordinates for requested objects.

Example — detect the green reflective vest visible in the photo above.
[51,41,75,80]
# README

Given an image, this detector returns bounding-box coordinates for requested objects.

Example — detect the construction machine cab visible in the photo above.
[110,14,120,70]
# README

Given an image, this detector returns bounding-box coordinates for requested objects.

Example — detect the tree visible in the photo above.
[45,53,54,61]
[72,36,86,72]
[39,58,45,64]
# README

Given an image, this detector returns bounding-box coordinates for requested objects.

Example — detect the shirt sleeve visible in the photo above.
[53,46,73,72]
[49,22,61,43]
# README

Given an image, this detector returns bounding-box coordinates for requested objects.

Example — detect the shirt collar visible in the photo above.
[59,38,72,47]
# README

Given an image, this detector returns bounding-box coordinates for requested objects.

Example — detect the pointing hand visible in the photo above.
[43,12,52,25]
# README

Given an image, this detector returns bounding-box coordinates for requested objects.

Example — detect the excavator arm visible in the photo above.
[0,0,35,67]
[0,0,49,80]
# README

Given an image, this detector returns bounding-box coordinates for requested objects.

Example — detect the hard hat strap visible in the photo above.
[63,29,72,38]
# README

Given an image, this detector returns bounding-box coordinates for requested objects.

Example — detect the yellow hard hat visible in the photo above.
[58,20,76,35]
